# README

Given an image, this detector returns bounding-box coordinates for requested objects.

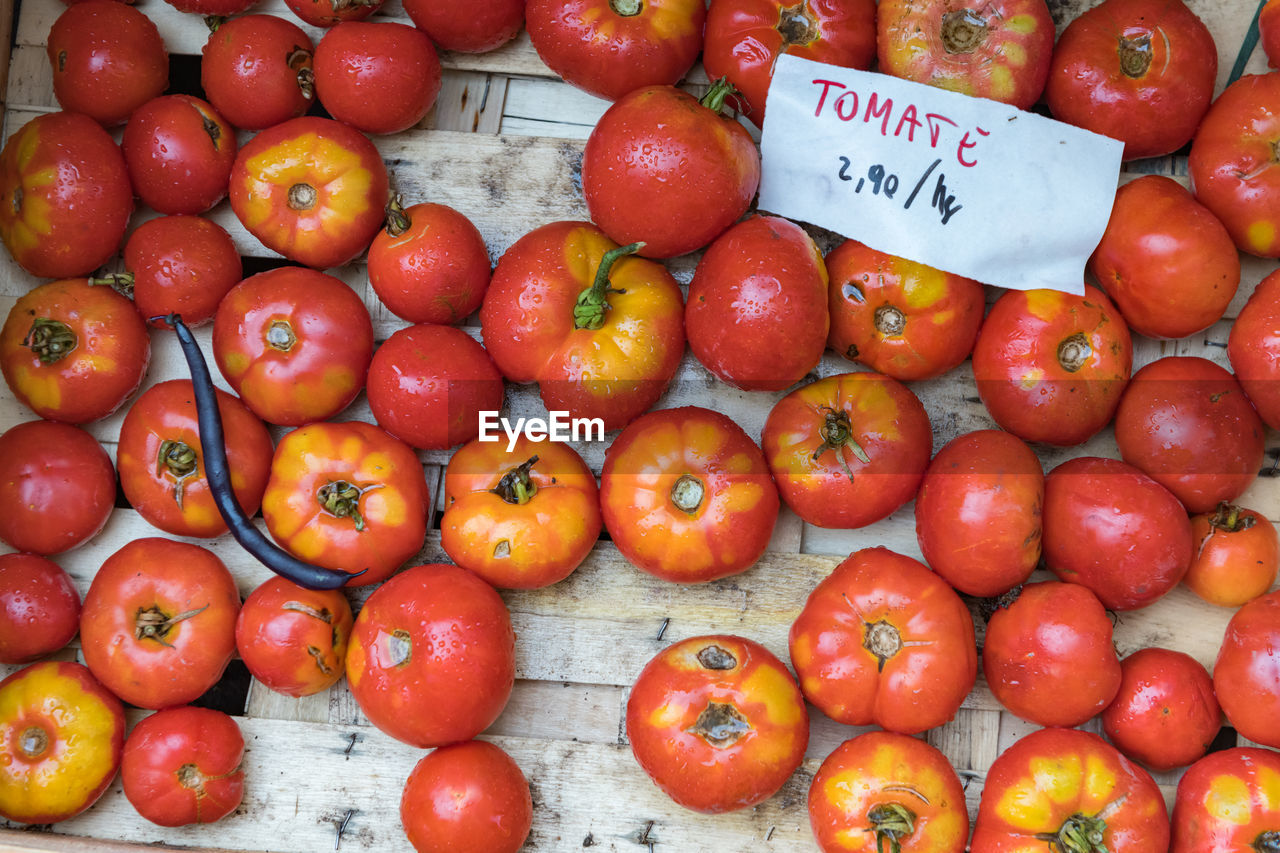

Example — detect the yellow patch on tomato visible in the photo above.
[362,487,406,527]
[994,777,1054,829]
[720,482,764,516]
[652,5,698,38]
[744,664,805,728]
[222,351,250,376]
[987,65,1017,102]
[1005,13,1041,34]
[345,637,366,688]
[1257,764,1280,813]
[1247,220,1277,254]
[1024,290,1065,323]
[1082,752,1117,804]
[13,368,59,411]
[1002,43,1028,68]
[899,262,947,310]
[1203,774,1252,825]
[647,702,686,730]
[1019,367,1045,390]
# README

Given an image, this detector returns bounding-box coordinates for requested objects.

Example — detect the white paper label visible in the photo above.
[758,55,1124,295]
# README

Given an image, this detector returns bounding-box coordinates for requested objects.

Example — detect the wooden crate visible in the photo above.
[0,0,1277,850]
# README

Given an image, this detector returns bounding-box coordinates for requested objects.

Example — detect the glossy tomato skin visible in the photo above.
[346,564,516,748]
[826,239,985,381]
[1042,456,1193,611]
[121,706,245,827]
[1114,356,1266,514]
[1185,504,1280,608]
[626,634,809,814]
[441,435,602,589]
[1229,268,1280,429]
[201,15,315,131]
[285,0,382,26]
[213,266,373,426]
[600,406,779,584]
[973,727,1170,852]
[790,547,977,734]
[0,112,133,279]
[314,22,441,135]
[116,380,274,540]
[582,85,761,259]
[123,215,243,329]
[914,429,1043,598]
[1100,648,1220,773]
[0,278,150,424]
[80,538,240,710]
[762,371,933,529]
[262,421,429,587]
[400,740,532,853]
[0,554,81,664]
[122,95,237,216]
[235,576,353,697]
[809,731,969,853]
[0,661,124,824]
[686,215,829,392]
[1171,747,1280,853]
[972,286,1133,447]
[163,0,258,14]
[0,420,114,556]
[1089,175,1240,339]
[402,0,524,52]
[1214,591,1280,749]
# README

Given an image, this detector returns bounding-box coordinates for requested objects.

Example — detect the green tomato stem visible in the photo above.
[573,241,643,330]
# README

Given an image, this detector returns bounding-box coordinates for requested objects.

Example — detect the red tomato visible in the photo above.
[1171,747,1280,852]
[367,201,492,325]
[479,221,685,432]
[761,371,933,529]
[231,116,390,270]
[0,112,133,279]
[877,0,1055,109]
[790,547,977,734]
[1043,456,1193,611]
[972,286,1133,447]
[116,379,274,540]
[1185,504,1280,608]
[1089,175,1240,339]
[201,15,315,131]
[285,0,382,26]
[0,420,114,556]
[0,278,150,424]
[346,564,515,748]
[400,740,532,853]
[0,554,81,664]
[1100,648,1220,773]
[1229,267,1280,429]
[235,576,353,697]
[1214,590,1280,749]
[402,0,524,52]
[581,83,761,259]
[119,215,243,329]
[1114,356,1266,513]
[914,429,1043,598]
[983,581,1122,727]
[0,661,124,824]
[1264,0,1280,68]
[314,22,441,135]
[826,239,986,381]
[808,731,969,853]
[703,0,876,126]
[121,706,245,827]
[80,538,240,710]
[122,95,237,216]
[625,634,809,814]
[686,215,830,392]
[162,0,257,14]
[212,266,373,426]
[262,421,429,587]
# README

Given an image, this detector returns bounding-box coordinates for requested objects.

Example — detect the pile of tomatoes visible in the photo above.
[1,0,1280,850]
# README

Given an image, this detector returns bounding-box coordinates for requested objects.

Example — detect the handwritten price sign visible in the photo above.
[759,55,1124,295]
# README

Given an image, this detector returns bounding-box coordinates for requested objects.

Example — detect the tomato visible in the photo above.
[972,727,1170,852]
[1264,0,1280,68]
[1189,72,1280,257]
[367,200,492,325]
[526,0,706,101]
[686,215,830,392]
[118,215,243,330]
[1114,356,1266,514]
[0,554,81,665]
[479,221,685,431]
[761,371,933,529]
[116,379,274,540]
[0,661,124,824]
[122,95,237,216]
[235,576,353,697]
[402,0,524,52]
[441,435,601,589]
[1214,590,1280,749]
[1171,747,1280,853]
[826,239,985,381]
[1186,504,1279,608]
[914,429,1043,598]
[400,740,532,853]
[599,406,779,584]
[262,421,429,587]
[808,731,969,853]
[0,278,150,424]
[703,0,876,126]
[1042,456,1193,611]
[972,285,1133,447]
[0,111,133,279]
[1100,648,1220,773]
[983,581,1122,727]
[80,538,240,710]
[1088,175,1240,340]
[285,0,382,26]
[314,22,441,135]
[0,420,115,556]
[877,0,1055,109]
[162,0,257,14]
[366,323,505,451]
[1229,267,1280,429]
[121,706,245,827]
[581,83,761,259]
[212,266,373,426]
[202,15,315,131]
[625,634,808,814]
[346,563,515,748]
